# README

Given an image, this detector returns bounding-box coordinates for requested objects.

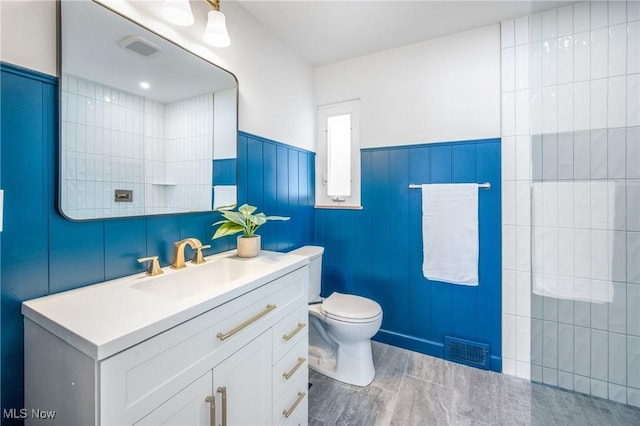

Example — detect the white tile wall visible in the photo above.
[62,76,213,218]
[501,1,640,407]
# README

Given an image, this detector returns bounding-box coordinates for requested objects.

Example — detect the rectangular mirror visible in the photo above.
[59,0,238,220]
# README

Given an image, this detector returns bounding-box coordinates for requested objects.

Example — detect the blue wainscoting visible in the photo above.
[315,139,502,371]
[0,63,315,414]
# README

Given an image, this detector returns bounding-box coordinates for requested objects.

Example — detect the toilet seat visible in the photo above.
[320,292,382,323]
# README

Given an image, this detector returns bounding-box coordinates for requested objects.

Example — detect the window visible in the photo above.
[315,100,361,208]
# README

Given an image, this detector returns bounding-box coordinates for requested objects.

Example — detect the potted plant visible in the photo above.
[212,204,290,258]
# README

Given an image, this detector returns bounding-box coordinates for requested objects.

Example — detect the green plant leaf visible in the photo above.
[221,211,249,228]
[212,222,244,239]
[249,213,267,226]
[238,204,257,216]
[213,203,237,212]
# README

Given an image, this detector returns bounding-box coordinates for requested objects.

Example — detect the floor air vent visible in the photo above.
[444,336,490,370]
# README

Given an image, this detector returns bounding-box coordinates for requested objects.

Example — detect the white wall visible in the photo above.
[314,24,501,148]
[0,0,315,151]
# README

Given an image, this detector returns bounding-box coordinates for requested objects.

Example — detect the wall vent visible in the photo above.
[444,336,490,370]
[118,36,161,57]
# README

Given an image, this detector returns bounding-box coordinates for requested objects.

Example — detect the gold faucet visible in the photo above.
[171,238,203,269]
[137,256,164,276]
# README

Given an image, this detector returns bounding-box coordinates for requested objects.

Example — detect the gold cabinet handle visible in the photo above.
[282,322,306,341]
[282,391,306,418]
[282,357,306,380]
[204,395,215,426]
[217,387,227,426]
[217,304,277,341]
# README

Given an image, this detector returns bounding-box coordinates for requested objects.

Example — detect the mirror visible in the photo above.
[59,0,238,220]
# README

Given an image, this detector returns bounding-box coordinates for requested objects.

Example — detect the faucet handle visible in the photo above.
[137,256,164,276]
[192,245,211,265]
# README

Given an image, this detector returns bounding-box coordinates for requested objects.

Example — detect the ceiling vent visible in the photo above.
[118,36,161,57]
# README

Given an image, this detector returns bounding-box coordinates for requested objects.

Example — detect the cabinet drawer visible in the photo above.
[273,338,308,399]
[273,371,308,426]
[272,305,309,362]
[101,267,306,426]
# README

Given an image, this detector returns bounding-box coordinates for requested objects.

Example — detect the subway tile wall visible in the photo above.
[502,0,640,407]
[61,75,213,218]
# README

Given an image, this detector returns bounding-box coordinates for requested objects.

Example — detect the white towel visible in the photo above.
[213,185,237,209]
[422,183,479,286]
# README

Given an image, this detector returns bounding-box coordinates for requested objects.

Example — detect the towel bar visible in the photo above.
[408,182,491,190]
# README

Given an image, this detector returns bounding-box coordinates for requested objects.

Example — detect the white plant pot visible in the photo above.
[237,235,260,258]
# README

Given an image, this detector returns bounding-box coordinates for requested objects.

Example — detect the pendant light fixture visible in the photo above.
[203,0,231,48]
[160,0,230,48]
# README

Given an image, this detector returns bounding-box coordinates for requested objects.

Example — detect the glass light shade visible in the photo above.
[161,0,194,26]
[203,10,231,47]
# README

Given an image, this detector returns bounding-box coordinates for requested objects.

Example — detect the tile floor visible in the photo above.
[307,341,640,426]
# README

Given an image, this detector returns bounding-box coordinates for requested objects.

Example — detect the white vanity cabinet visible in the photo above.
[22,251,309,426]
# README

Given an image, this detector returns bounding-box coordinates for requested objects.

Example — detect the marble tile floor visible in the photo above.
[307,341,640,426]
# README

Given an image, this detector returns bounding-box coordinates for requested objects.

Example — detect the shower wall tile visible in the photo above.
[558,323,574,372]
[573,130,591,178]
[628,335,640,388]
[590,129,608,178]
[575,374,591,394]
[557,84,574,132]
[503,181,516,225]
[590,78,608,129]
[502,19,515,47]
[590,28,609,79]
[558,5,574,36]
[574,32,591,82]
[628,233,640,283]
[502,47,515,91]
[515,45,530,90]
[627,74,640,126]
[515,90,530,134]
[574,2,590,33]
[574,325,591,376]
[516,226,531,271]
[591,1,608,30]
[608,128,627,178]
[610,383,628,404]
[628,284,640,336]
[503,270,517,315]
[590,329,609,381]
[502,136,516,180]
[608,77,627,128]
[628,128,640,179]
[542,134,558,180]
[609,24,627,77]
[531,13,542,42]
[559,371,575,390]
[515,135,531,181]
[609,332,627,385]
[628,22,640,74]
[628,181,640,231]
[557,132,574,179]
[608,1,626,26]
[630,0,640,21]
[516,16,530,45]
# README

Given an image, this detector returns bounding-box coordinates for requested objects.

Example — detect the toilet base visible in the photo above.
[309,339,375,387]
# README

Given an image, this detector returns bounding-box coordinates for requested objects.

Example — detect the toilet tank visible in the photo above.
[289,246,324,303]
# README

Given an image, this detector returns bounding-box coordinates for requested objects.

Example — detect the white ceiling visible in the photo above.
[234,0,577,66]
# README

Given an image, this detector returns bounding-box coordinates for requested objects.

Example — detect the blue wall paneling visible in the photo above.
[315,139,502,371]
[0,63,315,413]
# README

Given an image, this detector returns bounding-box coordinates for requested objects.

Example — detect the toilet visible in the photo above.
[289,246,383,387]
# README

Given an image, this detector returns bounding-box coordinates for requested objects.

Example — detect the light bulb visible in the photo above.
[161,0,194,26]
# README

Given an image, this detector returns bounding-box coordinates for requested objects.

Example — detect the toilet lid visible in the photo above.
[321,292,382,321]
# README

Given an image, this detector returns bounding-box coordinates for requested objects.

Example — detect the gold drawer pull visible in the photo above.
[217,304,277,341]
[204,395,215,426]
[282,357,306,380]
[282,391,306,418]
[282,322,306,341]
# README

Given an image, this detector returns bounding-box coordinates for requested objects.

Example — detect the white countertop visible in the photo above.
[22,250,308,361]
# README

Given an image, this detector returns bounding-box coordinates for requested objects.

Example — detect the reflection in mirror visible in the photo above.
[60,0,238,220]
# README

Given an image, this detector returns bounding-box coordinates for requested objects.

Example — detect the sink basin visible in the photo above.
[132,256,271,300]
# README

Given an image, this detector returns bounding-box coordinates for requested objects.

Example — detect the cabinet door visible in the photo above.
[213,331,272,426]
[135,371,213,426]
